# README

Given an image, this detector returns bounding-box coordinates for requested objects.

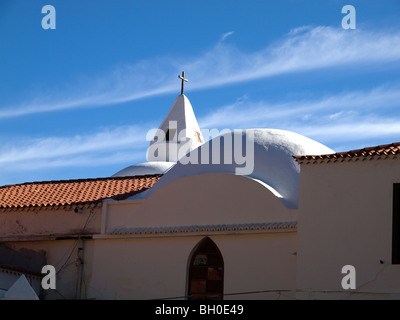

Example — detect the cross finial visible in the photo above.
[178,71,188,95]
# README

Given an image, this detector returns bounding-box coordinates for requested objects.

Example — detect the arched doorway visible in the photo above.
[187,237,224,300]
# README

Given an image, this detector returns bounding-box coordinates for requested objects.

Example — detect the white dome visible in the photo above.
[112,161,175,177]
[141,129,334,209]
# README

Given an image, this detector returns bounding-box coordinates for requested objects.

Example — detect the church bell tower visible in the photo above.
[147,72,204,162]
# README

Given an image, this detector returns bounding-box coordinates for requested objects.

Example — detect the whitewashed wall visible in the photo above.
[297,158,400,299]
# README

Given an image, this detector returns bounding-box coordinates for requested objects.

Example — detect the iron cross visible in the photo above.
[178,71,188,95]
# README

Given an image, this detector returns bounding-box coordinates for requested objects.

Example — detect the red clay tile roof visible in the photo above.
[0,175,161,211]
[294,142,400,163]
[0,263,43,278]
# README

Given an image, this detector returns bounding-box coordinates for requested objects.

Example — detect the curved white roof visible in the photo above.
[112,161,175,177]
[141,129,334,209]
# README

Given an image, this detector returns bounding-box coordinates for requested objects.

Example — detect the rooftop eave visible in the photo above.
[0,233,94,243]
[0,201,103,213]
[294,153,400,165]
[96,221,298,239]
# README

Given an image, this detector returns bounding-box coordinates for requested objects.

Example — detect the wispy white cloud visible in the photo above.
[198,84,400,128]
[287,26,313,36]
[0,82,176,119]
[298,121,400,142]
[0,125,150,171]
[1,26,400,118]
[220,31,234,41]
[4,151,145,172]
[198,84,400,149]
[182,26,400,89]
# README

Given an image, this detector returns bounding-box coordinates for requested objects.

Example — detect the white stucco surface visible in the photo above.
[143,129,334,209]
[87,233,297,300]
[112,161,175,177]
[148,94,204,162]
[296,158,400,299]
[105,173,297,231]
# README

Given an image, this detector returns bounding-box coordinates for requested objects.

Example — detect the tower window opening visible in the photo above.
[165,128,177,141]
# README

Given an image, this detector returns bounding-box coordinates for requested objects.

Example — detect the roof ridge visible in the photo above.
[0,174,162,189]
[293,141,400,162]
[349,142,400,153]
[0,263,43,278]
[0,175,162,211]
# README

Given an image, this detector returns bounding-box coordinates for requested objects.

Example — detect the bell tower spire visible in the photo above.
[147,73,204,162]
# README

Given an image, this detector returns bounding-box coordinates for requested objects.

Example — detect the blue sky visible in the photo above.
[1,0,400,185]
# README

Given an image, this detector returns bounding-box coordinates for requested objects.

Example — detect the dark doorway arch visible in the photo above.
[187,237,224,300]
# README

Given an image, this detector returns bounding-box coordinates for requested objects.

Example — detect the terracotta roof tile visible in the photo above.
[0,263,43,278]
[294,142,400,163]
[0,175,161,211]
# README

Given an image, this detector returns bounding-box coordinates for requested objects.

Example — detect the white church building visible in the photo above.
[1,75,400,300]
